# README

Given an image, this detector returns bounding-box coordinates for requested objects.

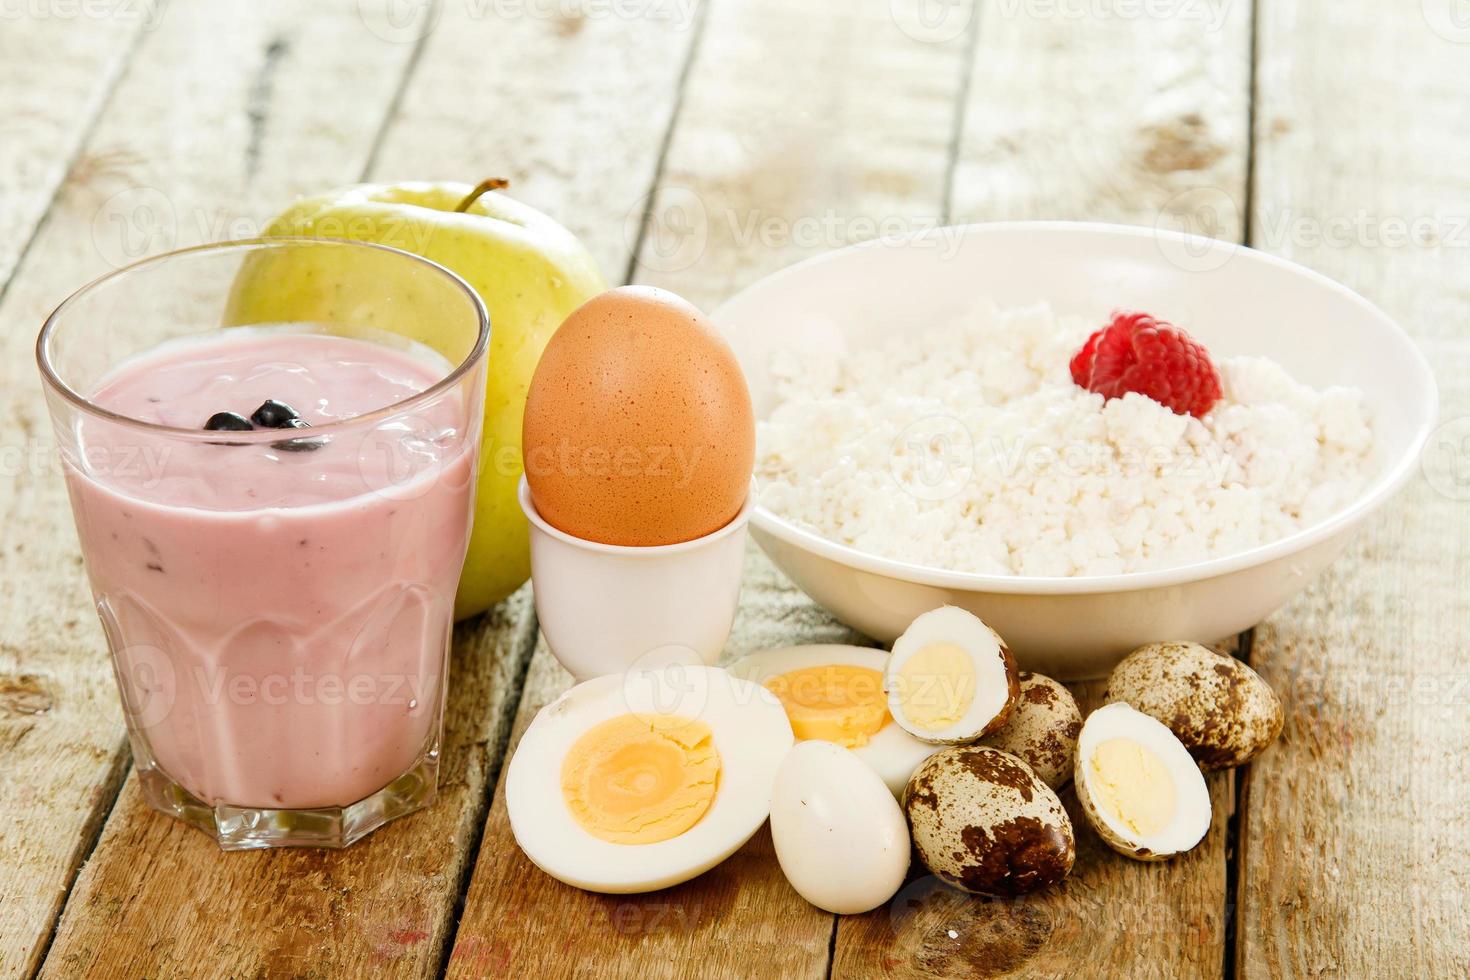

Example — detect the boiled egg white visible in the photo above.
[505,664,793,893]
[727,644,943,796]
[884,606,1019,744]
[1074,702,1212,861]
[769,741,910,914]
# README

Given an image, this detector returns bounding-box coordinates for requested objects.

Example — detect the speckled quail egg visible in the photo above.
[769,740,911,914]
[903,745,1075,896]
[728,644,944,796]
[1104,641,1283,770]
[1074,702,1212,862]
[884,607,1019,745]
[977,672,1082,791]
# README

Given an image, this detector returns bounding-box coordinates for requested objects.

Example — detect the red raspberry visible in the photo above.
[1070,311,1222,418]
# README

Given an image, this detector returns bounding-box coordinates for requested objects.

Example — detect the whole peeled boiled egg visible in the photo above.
[1074,702,1212,862]
[522,285,755,546]
[728,644,944,796]
[505,665,792,893]
[769,741,910,914]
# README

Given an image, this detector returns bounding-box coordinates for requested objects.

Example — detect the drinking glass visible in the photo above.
[36,239,488,849]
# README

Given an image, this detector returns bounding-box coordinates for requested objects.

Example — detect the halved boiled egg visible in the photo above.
[727,645,943,796]
[883,606,1019,744]
[1074,702,1212,861]
[505,664,793,893]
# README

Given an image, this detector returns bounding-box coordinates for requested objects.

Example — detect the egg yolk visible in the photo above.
[560,714,720,845]
[1089,738,1177,837]
[894,643,976,732]
[764,665,890,748]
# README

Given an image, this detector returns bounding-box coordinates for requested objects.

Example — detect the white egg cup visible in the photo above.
[518,477,753,682]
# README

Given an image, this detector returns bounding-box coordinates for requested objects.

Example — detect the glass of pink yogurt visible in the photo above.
[36,239,489,849]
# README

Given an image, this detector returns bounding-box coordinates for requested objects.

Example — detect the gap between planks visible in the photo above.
[0,22,147,309]
[1220,2,1262,974]
[357,0,443,183]
[26,29,438,980]
[0,18,150,980]
[430,610,540,979]
[619,0,712,287]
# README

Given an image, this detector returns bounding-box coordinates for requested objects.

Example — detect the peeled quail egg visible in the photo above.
[1074,702,1211,862]
[904,745,1074,896]
[1104,641,1283,770]
[769,741,910,914]
[505,665,793,893]
[727,644,943,796]
[884,607,1019,744]
[977,672,1082,790]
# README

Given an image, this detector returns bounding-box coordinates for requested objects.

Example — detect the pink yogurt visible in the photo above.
[65,330,476,810]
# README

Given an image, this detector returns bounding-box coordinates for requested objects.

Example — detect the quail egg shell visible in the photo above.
[770,740,911,914]
[505,665,793,893]
[884,607,1019,744]
[1104,641,1284,770]
[1074,702,1212,862]
[728,644,943,796]
[978,672,1082,790]
[904,746,1075,897]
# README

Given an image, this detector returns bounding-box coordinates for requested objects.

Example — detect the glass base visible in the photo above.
[136,752,439,850]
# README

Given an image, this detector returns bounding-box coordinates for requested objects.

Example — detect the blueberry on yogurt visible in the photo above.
[203,411,253,432]
[203,411,254,445]
[250,399,300,428]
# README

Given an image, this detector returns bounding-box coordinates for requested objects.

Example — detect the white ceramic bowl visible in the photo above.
[520,477,753,681]
[713,222,1437,679]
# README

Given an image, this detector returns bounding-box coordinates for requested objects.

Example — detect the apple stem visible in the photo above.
[454,178,510,213]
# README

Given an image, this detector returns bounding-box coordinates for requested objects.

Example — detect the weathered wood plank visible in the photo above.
[833,678,1233,980]
[449,0,973,973]
[41,593,536,979]
[33,1,703,977]
[0,11,142,297]
[951,0,1248,232]
[1,2,424,977]
[1239,3,1470,976]
[830,5,1255,976]
[449,548,860,978]
[634,0,972,307]
[366,0,706,282]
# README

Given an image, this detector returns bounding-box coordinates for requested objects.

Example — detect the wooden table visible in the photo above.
[1,2,1466,976]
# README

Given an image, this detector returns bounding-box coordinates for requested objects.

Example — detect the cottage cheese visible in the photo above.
[756,302,1375,577]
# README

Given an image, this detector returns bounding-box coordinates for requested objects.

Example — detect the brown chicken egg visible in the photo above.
[522,286,755,546]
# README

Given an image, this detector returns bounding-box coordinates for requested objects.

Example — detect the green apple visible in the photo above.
[227,180,605,618]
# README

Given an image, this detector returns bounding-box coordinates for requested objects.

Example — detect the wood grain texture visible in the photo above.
[634,0,973,307]
[31,1,704,977]
[833,679,1232,980]
[1,2,425,976]
[830,6,1255,976]
[1239,2,1470,976]
[449,547,861,979]
[368,0,708,282]
[40,591,536,979]
[0,12,141,297]
[950,0,1250,232]
[448,1,973,974]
